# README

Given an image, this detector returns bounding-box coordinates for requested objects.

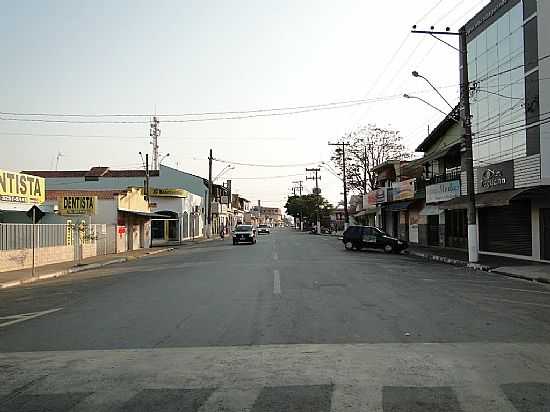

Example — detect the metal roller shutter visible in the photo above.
[479,201,531,256]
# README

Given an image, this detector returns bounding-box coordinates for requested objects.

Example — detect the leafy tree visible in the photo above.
[331,124,411,194]
[285,194,333,224]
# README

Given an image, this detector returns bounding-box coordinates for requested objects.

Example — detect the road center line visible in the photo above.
[273,252,279,261]
[0,307,64,328]
[273,270,281,295]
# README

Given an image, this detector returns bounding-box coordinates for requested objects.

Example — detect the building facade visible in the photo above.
[457,0,550,261]
[24,165,208,243]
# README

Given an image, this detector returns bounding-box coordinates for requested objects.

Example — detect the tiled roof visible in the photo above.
[46,190,120,200]
[22,167,159,178]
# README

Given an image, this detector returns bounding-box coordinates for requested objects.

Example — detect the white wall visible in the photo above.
[539,0,550,181]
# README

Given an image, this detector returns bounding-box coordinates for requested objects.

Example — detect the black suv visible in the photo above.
[342,225,408,253]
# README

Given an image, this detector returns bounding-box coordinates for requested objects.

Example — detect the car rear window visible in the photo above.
[236,225,252,231]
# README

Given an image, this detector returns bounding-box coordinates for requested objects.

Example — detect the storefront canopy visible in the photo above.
[439,188,530,210]
[0,203,52,213]
[385,201,413,211]
[118,209,168,219]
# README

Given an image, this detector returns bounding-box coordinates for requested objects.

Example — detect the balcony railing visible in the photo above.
[426,169,461,185]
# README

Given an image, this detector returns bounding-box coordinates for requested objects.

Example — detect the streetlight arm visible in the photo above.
[413,72,455,110]
[403,94,449,117]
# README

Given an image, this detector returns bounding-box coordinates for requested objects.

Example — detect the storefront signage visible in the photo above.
[58,196,97,215]
[150,188,187,197]
[367,188,387,205]
[0,169,45,204]
[392,179,415,201]
[426,180,461,203]
[477,160,514,193]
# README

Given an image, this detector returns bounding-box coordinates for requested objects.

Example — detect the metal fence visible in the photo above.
[0,223,100,251]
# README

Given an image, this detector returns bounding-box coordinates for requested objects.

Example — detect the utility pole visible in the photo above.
[363,146,368,195]
[329,141,351,229]
[207,149,213,238]
[145,153,150,206]
[411,26,478,263]
[150,116,160,170]
[459,28,478,263]
[292,180,304,231]
[306,167,321,234]
[292,180,303,196]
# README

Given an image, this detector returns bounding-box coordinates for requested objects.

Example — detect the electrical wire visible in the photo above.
[213,158,321,168]
[229,173,304,180]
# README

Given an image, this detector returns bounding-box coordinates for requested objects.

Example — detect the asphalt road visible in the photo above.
[1,228,550,411]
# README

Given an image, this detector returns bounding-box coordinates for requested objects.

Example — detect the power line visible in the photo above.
[229,173,304,180]
[0,97,390,118]
[474,53,550,83]
[213,158,321,168]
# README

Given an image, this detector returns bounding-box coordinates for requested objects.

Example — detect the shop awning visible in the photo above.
[354,209,376,217]
[0,203,52,213]
[419,205,440,215]
[439,188,530,210]
[385,201,413,211]
[118,209,169,219]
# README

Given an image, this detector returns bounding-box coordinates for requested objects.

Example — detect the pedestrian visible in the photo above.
[220,223,225,239]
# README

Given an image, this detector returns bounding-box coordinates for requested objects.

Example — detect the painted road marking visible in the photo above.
[273,252,279,261]
[273,270,281,295]
[0,307,63,328]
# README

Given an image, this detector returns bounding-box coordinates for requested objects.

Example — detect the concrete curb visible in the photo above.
[0,247,176,290]
[408,251,491,272]
[489,269,550,284]
[409,250,550,285]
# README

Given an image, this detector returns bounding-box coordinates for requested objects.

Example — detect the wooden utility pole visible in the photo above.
[329,141,351,229]
[207,149,213,237]
[306,168,321,234]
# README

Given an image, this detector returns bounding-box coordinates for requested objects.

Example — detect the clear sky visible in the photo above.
[1,0,489,210]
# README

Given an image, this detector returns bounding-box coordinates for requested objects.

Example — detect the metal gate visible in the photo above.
[541,209,550,260]
[479,201,531,256]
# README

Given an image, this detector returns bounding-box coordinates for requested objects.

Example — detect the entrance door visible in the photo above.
[542,209,550,260]
[392,212,399,238]
[427,215,439,246]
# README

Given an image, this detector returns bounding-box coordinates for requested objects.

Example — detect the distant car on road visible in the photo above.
[233,224,257,245]
[257,224,270,234]
[342,225,408,253]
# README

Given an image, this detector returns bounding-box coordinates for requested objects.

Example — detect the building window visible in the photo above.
[468,2,527,167]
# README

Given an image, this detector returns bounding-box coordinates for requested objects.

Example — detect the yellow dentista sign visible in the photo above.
[58,196,97,215]
[150,188,188,197]
[0,170,45,204]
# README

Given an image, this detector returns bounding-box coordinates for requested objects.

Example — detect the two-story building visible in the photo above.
[365,160,418,239]
[404,106,466,248]
[441,0,550,261]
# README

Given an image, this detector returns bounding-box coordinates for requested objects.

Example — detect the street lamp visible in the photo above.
[214,164,235,182]
[403,94,449,117]
[411,70,454,111]
[159,153,170,165]
[410,25,478,263]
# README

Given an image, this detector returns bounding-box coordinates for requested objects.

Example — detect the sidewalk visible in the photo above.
[407,244,550,284]
[0,246,177,289]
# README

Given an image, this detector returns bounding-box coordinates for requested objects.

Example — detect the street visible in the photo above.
[1,228,550,411]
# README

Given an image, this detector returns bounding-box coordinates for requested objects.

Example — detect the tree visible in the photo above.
[331,124,411,194]
[285,194,333,224]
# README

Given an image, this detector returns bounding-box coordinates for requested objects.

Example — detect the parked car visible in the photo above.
[233,224,257,245]
[342,225,408,253]
[257,224,270,234]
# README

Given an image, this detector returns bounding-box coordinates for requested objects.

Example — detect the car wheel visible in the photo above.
[344,241,353,250]
[384,244,393,253]
[233,240,237,245]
